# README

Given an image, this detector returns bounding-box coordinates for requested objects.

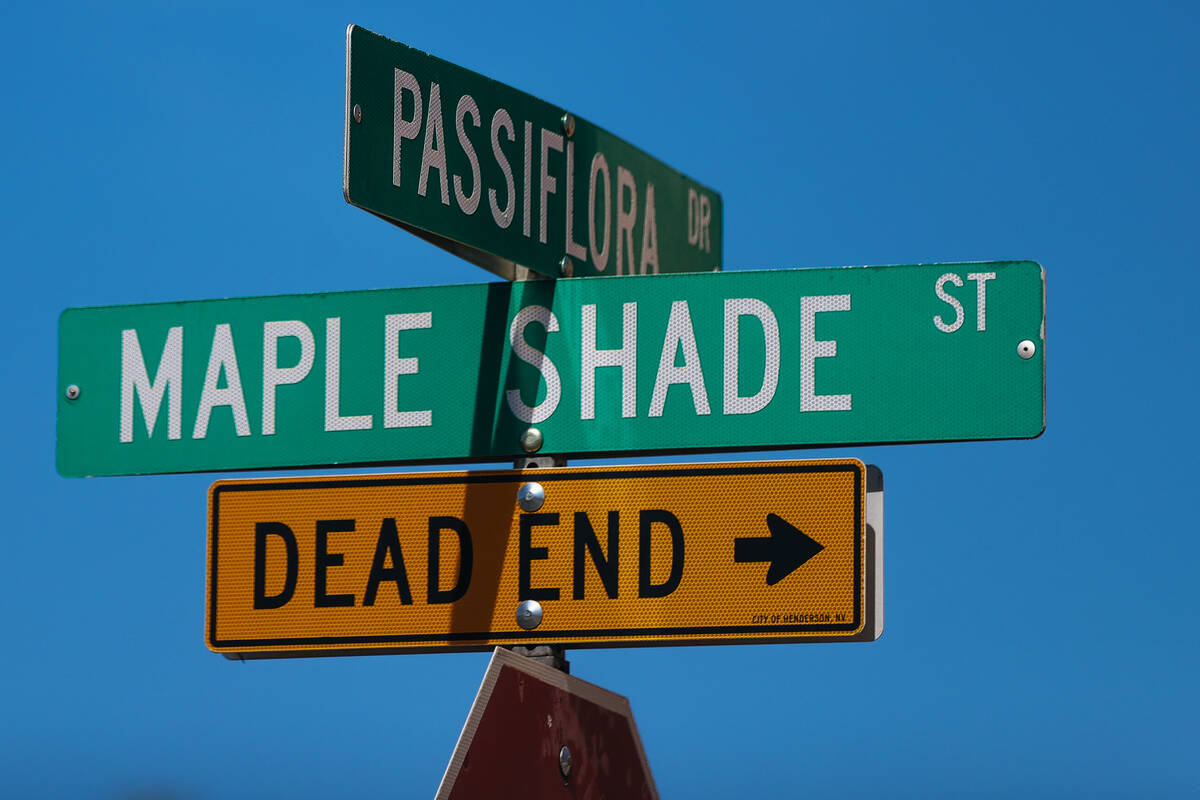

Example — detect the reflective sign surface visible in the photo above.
[59,261,1043,477]
[436,648,658,799]
[207,460,880,657]
[344,25,722,281]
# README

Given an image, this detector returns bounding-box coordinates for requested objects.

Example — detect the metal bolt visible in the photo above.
[520,427,544,453]
[558,745,572,779]
[518,482,545,512]
[1018,339,1037,359]
[561,112,575,138]
[559,256,574,278]
[516,599,543,630]
[352,104,363,123]
[65,385,80,401]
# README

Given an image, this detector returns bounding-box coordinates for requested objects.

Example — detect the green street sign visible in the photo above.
[343,25,722,280]
[57,260,1045,477]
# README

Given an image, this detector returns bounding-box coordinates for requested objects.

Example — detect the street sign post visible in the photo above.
[57,260,1044,477]
[344,25,722,280]
[436,647,658,799]
[205,459,880,658]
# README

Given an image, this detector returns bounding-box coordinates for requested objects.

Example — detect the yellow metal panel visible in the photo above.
[207,459,866,657]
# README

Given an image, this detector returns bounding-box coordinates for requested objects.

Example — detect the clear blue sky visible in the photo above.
[4,1,1197,796]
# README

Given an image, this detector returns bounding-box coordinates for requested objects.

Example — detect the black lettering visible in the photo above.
[363,518,413,606]
[519,513,560,601]
[315,519,356,607]
[254,522,297,609]
[428,516,473,604]
[573,511,619,599]
[638,510,684,598]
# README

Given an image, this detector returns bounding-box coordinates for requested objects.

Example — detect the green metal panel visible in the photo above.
[57,261,1045,477]
[344,25,722,280]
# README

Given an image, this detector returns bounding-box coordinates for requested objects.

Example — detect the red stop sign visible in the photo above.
[437,648,657,798]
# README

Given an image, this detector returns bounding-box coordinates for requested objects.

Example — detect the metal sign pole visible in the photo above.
[508,447,570,673]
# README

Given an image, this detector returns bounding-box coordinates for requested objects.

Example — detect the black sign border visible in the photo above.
[208,461,864,657]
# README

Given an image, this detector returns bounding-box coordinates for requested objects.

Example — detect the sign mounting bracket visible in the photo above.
[510,454,570,671]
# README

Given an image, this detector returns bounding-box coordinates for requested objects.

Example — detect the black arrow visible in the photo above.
[733,514,824,586]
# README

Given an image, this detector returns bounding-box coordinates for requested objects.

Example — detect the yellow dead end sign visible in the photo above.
[207,459,882,658]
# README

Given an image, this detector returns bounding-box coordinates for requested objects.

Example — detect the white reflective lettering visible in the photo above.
[564,141,587,261]
[967,272,996,331]
[417,82,450,204]
[616,166,637,275]
[489,109,516,229]
[687,187,699,246]
[581,303,637,420]
[392,69,422,188]
[934,273,964,333]
[262,320,314,436]
[539,128,563,245]
[193,323,250,439]
[650,301,710,417]
[384,313,433,428]
[505,306,561,424]
[120,327,182,443]
[452,95,481,215]
[698,193,711,253]
[324,317,373,431]
[588,152,611,272]
[639,182,659,274]
[800,295,851,412]
[723,299,779,416]
[522,121,532,238]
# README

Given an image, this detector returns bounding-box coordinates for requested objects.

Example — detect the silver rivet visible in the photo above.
[65,385,80,401]
[559,256,574,278]
[1018,339,1037,359]
[561,112,575,138]
[558,745,572,779]
[520,427,543,453]
[518,482,545,512]
[352,104,363,123]
[516,599,543,630]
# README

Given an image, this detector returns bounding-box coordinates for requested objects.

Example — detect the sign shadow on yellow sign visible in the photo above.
[207,460,882,658]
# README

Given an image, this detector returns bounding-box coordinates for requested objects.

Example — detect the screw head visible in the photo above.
[517,482,546,512]
[559,256,574,278]
[516,599,543,630]
[1018,339,1037,359]
[520,427,544,453]
[65,385,80,401]
[558,745,572,779]
[561,112,576,138]
[352,103,363,123]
